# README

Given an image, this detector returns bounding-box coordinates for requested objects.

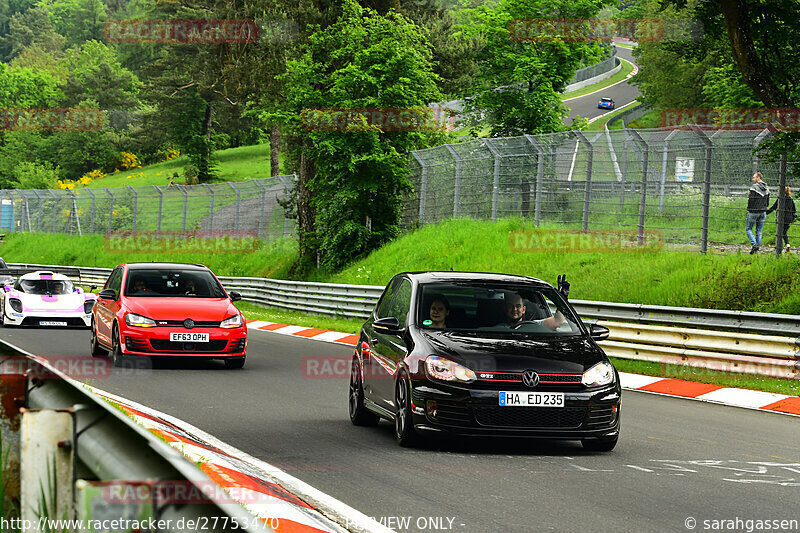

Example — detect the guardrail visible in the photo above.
[0,340,265,532]
[8,262,800,379]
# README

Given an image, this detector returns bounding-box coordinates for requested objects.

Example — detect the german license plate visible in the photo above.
[39,321,67,326]
[170,332,209,342]
[499,392,564,407]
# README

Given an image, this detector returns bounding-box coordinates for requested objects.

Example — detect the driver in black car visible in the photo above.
[498,292,564,330]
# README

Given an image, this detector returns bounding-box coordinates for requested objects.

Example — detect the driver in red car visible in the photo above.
[499,292,564,330]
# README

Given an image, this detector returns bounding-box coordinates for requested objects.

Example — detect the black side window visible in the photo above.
[375,278,401,319]
[387,280,413,326]
[106,268,122,294]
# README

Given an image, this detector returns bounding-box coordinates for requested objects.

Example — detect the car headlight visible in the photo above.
[125,312,156,327]
[425,355,476,383]
[582,361,615,387]
[8,298,22,313]
[220,314,243,329]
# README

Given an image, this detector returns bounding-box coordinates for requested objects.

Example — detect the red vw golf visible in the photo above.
[91,263,247,369]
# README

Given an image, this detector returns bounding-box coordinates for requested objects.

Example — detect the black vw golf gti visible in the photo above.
[348,272,621,450]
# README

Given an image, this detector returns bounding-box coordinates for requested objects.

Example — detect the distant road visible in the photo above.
[565,46,641,124]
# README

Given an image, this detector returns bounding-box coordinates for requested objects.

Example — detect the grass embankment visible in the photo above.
[5,219,799,312]
[82,144,282,189]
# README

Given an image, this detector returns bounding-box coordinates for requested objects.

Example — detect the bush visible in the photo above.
[12,161,61,189]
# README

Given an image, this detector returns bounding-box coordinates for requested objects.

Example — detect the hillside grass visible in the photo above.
[83,144,282,189]
[3,218,800,313]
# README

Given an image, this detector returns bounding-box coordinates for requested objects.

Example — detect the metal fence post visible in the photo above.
[621,138,629,210]
[444,145,461,217]
[627,129,649,246]
[689,125,713,254]
[483,138,501,221]
[411,152,427,226]
[660,130,679,214]
[253,179,266,239]
[229,182,241,232]
[85,189,96,233]
[50,190,58,234]
[202,184,214,233]
[32,190,42,232]
[126,186,138,234]
[152,185,163,236]
[276,174,292,237]
[177,185,188,233]
[106,188,114,233]
[776,153,788,256]
[574,131,594,232]
[524,135,545,227]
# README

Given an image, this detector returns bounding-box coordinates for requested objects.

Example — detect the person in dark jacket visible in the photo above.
[766,186,797,253]
[746,172,770,254]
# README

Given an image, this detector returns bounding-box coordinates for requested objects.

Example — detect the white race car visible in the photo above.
[0,270,97,328]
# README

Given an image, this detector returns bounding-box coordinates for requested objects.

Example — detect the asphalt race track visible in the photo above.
[5,325,800,532]
[565,47,641,124]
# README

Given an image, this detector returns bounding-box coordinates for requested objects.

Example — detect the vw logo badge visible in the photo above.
[183,318,195,329]
[522,370,540,388]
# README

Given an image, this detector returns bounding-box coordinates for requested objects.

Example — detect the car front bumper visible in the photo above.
[409,379,621,438]
[5,311,92,328]
[119,327,246,358]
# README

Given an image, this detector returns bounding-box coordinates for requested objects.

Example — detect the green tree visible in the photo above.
[37,0,107,46]
[460,0,608,136]
[11,160,60,189]
[61,40,140,109]
[276,0,444,270]
[0,5,64,60]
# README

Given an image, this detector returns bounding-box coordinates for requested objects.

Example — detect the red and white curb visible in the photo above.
[246,320,800,417]
[88,386,393,533]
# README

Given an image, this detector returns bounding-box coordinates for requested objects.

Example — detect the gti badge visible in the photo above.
[522,370,540,388]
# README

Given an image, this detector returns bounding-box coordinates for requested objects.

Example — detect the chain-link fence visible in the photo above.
[571,47,618,84]
[403,127,798,252]
[0,175,297,239]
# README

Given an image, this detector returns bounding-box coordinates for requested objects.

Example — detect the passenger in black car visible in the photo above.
[428,294,450,329]
[498,292,564,330]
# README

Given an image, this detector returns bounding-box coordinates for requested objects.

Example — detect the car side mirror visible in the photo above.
[373,316,402,333]
[229,291,242,302]
[90,284,97,292]
[98,289,117,300]
[589,324,610,341]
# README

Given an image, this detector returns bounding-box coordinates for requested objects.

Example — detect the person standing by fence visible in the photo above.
[766,186,797,253]
[746,172,770,254]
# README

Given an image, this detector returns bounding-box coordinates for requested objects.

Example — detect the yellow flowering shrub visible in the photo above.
[163,149,180,161]
[118,152,142,170]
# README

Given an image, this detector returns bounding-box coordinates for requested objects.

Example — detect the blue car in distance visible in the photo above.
[598,97,615,110]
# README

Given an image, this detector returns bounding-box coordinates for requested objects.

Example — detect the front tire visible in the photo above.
[90,321,107,357]
[394,373,419,447]
[582,435,618,452]
[109,324,123,367]
[349,358,379,426]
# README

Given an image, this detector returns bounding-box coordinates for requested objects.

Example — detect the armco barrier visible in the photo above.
[7,262,800,378]
[1,343,266,532]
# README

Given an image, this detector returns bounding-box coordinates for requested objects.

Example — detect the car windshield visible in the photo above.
[19,279,74,295]
[124,269,227,298]
[418,282,582,337]
[601,98,612,102]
